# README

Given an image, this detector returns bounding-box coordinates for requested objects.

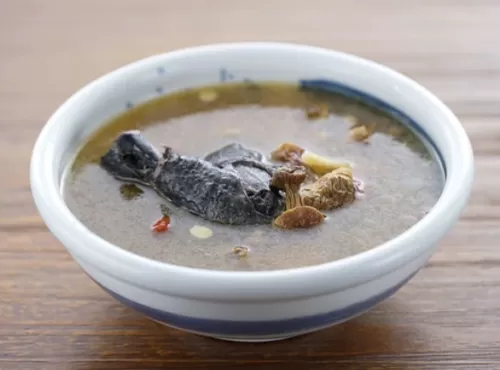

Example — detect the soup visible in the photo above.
[63,82,443,271]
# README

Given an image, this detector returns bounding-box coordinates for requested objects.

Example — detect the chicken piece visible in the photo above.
[100,132,284,225]
[301,167,356,211]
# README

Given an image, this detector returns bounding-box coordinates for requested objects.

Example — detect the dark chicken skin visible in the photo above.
[100,131,284,225]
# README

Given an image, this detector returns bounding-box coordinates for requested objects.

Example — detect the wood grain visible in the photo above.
[1,0,499,369]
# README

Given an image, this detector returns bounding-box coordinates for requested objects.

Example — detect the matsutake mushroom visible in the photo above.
[270,166,325,230]
[301,167,356,211]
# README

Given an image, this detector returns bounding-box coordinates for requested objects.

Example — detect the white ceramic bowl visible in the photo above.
[30,42,474,342]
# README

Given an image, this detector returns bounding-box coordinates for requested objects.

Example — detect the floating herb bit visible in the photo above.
[160,203,171,217]
[232,246,249,258]
[119,183,144,200]
[350,125,373,143]
[190,225,213,239]
[305,103,329,120]
[198,89,218,103]
[152,216,170,233]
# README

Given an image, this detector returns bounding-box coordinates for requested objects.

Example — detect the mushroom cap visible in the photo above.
[270,166,307,190]
[273,205,325,229]
[300,167,356,211]
[334,166,353,179]
[270,142,305,162]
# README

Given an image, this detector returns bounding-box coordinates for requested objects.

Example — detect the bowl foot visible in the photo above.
[150,318,306,342]
[207,335,298,343]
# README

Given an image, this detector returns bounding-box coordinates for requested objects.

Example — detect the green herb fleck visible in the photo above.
[232,246,249,258]
[119,183,144,200]
[305,103,329,120]
[160,204,171,217]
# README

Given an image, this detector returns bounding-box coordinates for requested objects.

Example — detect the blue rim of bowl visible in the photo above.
[95,270,416,337]
[299,79,446,177]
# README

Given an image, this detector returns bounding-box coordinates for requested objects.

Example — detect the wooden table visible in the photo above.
[2,1,499,369]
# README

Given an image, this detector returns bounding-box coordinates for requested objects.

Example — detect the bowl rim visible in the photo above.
[30,42,474,300]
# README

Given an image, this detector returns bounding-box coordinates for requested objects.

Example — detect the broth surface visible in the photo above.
[64,82,443,271]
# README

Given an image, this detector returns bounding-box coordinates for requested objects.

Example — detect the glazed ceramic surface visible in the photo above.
[30,42,474,342]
